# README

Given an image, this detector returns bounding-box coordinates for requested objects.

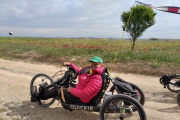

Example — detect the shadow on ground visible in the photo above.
[145,92,177,104]
[2,100,100,120]
[157,106,180,113]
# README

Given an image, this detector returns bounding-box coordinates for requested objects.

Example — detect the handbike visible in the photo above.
[159,73,180,93]
[30,65,147,120]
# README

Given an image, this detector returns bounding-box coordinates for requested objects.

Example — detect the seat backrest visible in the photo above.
[88,68,110,106]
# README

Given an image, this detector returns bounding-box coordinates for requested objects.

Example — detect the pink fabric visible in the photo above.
[69,63,104,103]
[168,7,179,13]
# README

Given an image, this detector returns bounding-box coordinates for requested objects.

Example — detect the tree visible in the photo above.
[121,5,156,51]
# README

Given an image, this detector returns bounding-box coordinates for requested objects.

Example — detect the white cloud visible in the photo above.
[0,0,180,39]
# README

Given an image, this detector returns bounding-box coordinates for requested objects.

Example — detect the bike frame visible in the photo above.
[42,76,68,90]
[60,72,136,113]
[168,74,180,86]
[37,68,138,113]
[59,72,117,113]
[30,66,147,120]
[160,74,180,88]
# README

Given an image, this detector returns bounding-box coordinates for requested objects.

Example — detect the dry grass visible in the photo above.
[105,62,180,76]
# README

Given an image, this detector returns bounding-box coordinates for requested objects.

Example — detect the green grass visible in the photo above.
[0,37,179,76]
[0,108,7,113]
[0,37,179,64]
[0,117,4,120]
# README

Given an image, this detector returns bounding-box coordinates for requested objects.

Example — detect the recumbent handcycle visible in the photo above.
[30,65,147,120]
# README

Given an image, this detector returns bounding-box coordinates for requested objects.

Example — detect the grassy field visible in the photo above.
[0,37,179,76]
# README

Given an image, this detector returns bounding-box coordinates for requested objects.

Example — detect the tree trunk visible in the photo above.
[131,39,136,51]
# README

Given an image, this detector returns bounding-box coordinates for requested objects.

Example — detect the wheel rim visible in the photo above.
[31,75,55,107]
[102,98,143,120]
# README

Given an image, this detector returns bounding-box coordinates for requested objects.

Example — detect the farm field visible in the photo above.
[0,37,179,76]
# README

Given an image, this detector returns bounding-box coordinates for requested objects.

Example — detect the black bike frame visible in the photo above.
[40,69,138,113]
[61,102,131,113]
[60,73,132,113]
[43,75,69,90]
[169,74,180,87]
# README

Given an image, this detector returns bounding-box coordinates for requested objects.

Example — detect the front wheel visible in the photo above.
[177,91,180,106]
[30,73,56,107]
[167,79,180,93]
[100,94,147,120]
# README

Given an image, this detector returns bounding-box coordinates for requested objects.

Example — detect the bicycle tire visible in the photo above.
[100,94,147,120]
[130,83,145,106]
[177,91,180,106]
[110,82,145,112]
[30,73,55,107]
[167,79,180,93]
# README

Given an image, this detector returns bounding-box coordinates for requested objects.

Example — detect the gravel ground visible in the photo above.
[0,59,180,120]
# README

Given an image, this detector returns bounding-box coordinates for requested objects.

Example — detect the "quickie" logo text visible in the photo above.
[70,105,93,111]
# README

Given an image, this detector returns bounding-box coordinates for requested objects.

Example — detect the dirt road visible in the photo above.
[0,59,180,120]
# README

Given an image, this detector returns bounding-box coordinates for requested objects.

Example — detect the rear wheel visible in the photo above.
[130,83,145,106]
[177,91,180,106]
[167,79,180,93]
[100,94,147,120]
[30,73,56,107]
[110,83,145,112]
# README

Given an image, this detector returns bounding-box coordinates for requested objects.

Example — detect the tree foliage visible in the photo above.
[121,5,156,51]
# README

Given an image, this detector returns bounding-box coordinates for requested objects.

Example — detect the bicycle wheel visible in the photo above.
[130,83,145,105]
[110,83,145,112]
[100,94,147,120]
[177,91,180,106]
[167,79,180,93]
[30,73,56,107]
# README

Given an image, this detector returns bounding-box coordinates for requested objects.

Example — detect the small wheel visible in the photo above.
[110,83,145,112]
[100,94,147,120]
[167,79,180,93]
[30,73,55,107]
[120,114,124,120]
[177,91,180,106]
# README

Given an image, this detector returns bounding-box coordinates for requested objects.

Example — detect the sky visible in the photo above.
[0,0,180,39]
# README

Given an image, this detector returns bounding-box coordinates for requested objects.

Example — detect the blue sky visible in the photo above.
[0,0,180,39]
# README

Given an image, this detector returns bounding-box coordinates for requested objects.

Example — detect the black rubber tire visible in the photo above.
[100,94,147,120]
[177,91,180,106]
[30,73,55,107]
[110,82,145,112]
[130,83,145,106]
[167,82,180,93]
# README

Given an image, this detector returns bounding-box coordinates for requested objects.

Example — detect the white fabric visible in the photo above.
[157,7,168,11]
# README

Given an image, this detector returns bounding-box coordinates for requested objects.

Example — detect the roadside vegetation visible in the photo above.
[121,4,156,51]
[0,37,179,76]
